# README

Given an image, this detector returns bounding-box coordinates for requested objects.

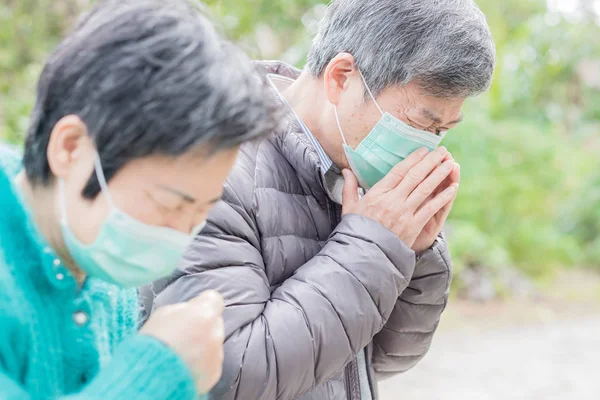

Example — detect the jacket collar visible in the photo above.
[256,60,345,204]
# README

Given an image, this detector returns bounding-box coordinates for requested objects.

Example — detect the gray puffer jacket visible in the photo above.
[141,61,452,400]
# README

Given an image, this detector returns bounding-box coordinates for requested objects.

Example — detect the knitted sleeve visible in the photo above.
[0,334,199,400]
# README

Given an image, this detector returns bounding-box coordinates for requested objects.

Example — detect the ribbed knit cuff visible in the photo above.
[83,334,197,400]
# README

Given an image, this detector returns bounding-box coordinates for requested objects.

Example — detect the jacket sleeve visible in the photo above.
[0,334,197,400]
[149,183,418,400]
[372,232,452,379]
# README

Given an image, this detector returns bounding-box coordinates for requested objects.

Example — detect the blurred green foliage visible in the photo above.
[1,0,599,290]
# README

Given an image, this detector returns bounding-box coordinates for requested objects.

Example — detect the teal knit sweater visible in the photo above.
[0,145,199,400]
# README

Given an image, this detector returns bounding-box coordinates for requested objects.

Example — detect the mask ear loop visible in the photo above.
[93,152,114,207]
[333,105,348,146]
[357,69,384,116]
[58,153,114,225]
[58,179,70,226]
[335,68,384,148]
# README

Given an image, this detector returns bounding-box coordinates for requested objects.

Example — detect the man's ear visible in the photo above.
[46,115,94,180]
[322,52,358,106]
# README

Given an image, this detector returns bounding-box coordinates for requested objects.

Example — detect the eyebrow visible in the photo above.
[157,185,222,206]
[421,109,463,125]
[157,184,197,204]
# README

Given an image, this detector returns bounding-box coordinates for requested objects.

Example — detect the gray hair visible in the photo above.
[306,0,496,98]
[23,0,281,198]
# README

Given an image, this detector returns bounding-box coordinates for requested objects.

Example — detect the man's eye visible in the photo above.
[407,119,427,130]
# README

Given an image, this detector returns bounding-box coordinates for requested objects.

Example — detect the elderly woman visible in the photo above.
[145,0,496,399]
[0,1,279,399]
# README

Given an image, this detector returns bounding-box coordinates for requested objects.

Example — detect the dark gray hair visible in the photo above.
[306,0,496,98]
[23,0,281,198]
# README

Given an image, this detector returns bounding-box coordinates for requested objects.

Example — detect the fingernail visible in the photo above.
[418,147,429,156]
[444,161,454,170]
[436,146,448,155]
[342,169,350,178]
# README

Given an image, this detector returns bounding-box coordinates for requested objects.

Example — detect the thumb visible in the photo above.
[342,169,359,215]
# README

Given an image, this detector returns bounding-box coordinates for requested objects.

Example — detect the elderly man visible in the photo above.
[143,0,495,399]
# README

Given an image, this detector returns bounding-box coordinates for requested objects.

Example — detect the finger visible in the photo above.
[449,162,461,185]
[431,161,459,198]
[431,181,459,226]
[342,169,359,215]
[429,160,459,200]
[394,146,449,198]
[189,290,225,317]
[414,183,458,226]
[437,191,457,225]
[372,147,430,191]
[405,159,454,209]
[442,151,454,163]
[418,161,459,214]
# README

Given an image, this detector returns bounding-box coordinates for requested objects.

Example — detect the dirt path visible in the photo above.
[378,316,600,400]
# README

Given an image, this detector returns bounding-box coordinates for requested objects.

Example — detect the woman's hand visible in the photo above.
[140,290,225,394]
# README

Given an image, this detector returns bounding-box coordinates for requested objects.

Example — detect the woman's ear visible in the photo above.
[322,52,358,106]
[46,115,94,180]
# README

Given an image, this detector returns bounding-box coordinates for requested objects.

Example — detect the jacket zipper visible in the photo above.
[344,358,360,400]
[330,202,359,400]
[345,363,354,400]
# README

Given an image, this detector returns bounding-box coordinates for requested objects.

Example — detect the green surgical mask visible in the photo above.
[59,154,204,287]
[334,71,446,189]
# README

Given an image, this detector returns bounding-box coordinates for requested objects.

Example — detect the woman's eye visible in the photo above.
[154,201,173,213]
[147,192,177,213]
